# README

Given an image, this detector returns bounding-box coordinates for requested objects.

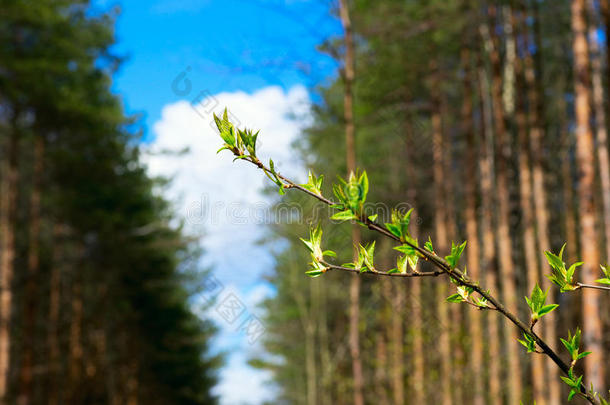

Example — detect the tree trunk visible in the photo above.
[374,326,390,405]
[390,283,404,405]
[48,224,63,405]
[435,99,463,404]
[402,126,424,402]
[338,2,364,404]
[487,6,522,402]
[522,1,561,400]
[431,92,452,405]
[69,274,83,400]
[571,0,604,390]
[601,0,610,99]
[18,136,44,405]
[460,45,484,405]
[305,280,318,405]
[512,13,546,400]
[0,110,20,400]
[318,283,332,405]
[477,60,502,405]
[588,0,610,264]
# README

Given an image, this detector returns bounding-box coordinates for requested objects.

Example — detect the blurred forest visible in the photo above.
[252,0,610,404]
[0,1,220,404]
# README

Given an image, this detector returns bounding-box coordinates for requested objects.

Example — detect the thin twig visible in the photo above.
[320,260,444,278]
[577,282,610,291]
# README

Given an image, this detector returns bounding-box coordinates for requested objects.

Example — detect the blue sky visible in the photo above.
[102,1,342,404]
[104,0,340,135]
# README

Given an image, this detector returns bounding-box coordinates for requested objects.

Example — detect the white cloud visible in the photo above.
[145,85,309,284]
[146,85,309,405]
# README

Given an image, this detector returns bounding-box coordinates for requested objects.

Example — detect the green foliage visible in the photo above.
[544,244,583,292]
[0,0,221,402]
[393,242,420,272]
[265,159,286,195]
[332,170,369,217]
[385,208,414,243]
[300,224,335,277]
[561,328,592,364]
[561,368,584,401]
[445,240,467,270]
[424,237,434,253]
[300,170,324,196]
[596,265,610,285]
[446,285,474,304]
[357,241,376,273]
[518,333,537,353]
[525,284,559,323]
[214,108,238,149]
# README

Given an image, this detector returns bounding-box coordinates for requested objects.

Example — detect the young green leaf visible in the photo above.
[596,264,610,285]
[561,328,589,363]
[331,210,357,221]
[424,236,434,253]
[445,241,467,269]
[300,171,323,196]
[446,293,465,303]
[393,244,420,271]
[545,244,581,292]
[518,333,537,353]
[396,254,408,274]
[525,283,558,322]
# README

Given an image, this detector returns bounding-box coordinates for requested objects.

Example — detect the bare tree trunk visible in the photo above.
[588,0,610,263]
[571,0,604,390]
[390,283,404,405]
[507,6,549,403]
[487,6,522,402]
[521,2,561,400]
[478,62,502,405]
[513,23,546,402]
[48,224,63,405]
[374,325,390,405]
[602,0,610,99]
[305,280,318,405]
[431,96,452,405]
[402,131,424,402]
[126,359,138,405]
[434,99,463,404]
[0,110,20,400]
[318,283,332,405]
[69,274,83,400]
[460,44,485,405]
[561,130,578,264]
[338,2,364,404]
[18,136,44,405]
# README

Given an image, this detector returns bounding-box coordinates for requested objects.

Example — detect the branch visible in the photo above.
[577,282,610,291]
[230,154,600,404]
[320,260,445,278]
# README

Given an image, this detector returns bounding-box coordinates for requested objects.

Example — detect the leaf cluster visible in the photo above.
[525,283,558,324]
[544,244,582,292]
[300,224,336,277]
[331,171,369,218]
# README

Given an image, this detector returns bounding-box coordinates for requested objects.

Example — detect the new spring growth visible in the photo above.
[560,329,591,401]
[300,224,336,277]
[525,283,559,328]
[544,244,583,292]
